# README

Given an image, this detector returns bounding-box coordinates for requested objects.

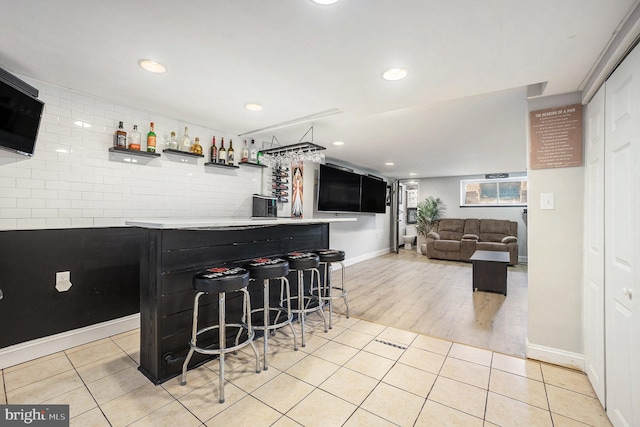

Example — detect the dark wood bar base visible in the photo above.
[138,223,329,384]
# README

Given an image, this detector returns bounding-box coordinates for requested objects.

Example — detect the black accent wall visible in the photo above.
[0,228,140,348]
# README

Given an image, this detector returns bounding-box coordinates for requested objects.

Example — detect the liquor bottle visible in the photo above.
[257,149,263,165]
[191,137,203,155]
[147,122,157,153]
[249,139,258,163]
[114,121,127,148]
[218,137,227,164]
[241,139,249,163]
[167,131,178,150]
[228,139,235,165]
[210,136,218,163]
[180,126,191,152]
[128,124,141,150]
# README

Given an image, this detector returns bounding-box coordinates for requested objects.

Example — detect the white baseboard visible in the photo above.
[526,337,585,371]
[0,314,140,369]
[334,247,392,269]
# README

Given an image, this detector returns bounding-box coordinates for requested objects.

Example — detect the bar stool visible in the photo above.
[244,257,298,370]
[285,252,328,347]
[315,249,349,329]
[181,266,260,404]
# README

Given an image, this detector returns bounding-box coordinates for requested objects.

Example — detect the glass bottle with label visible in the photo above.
[147,122,157,153]
[180,127,191,152]
[257,149,263,165]
[128,124,141,150]
[241,140,249,163]
[228,139,235,165]
[210,136,218,163]
[191,137,203,155]
[218,137,227,164]
[167,131,178,149]
[114,121,127,148]
[249,139,258,163]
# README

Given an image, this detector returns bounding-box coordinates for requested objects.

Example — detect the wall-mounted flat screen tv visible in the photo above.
[317,164,361,212]
[360,175,387,213]
[0,79,44,157]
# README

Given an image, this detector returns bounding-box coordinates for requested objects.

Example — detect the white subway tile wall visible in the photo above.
[0,77,263,230]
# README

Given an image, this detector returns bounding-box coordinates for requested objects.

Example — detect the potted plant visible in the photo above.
[415,196,447,254]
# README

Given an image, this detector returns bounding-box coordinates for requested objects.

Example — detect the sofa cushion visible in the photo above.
[479,219,513,242]
[436,219,466,241]
[463,218,480,236]
[434,240,461,252]
[477,242,508,252]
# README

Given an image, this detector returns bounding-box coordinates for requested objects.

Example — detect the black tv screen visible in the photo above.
[317,164,361,212]
[361,175,387,213]
[0,80,44,157]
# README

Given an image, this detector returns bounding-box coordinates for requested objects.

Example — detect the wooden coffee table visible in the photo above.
[470,250,510,296]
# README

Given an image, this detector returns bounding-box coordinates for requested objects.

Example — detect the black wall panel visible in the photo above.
[0,228,140,348]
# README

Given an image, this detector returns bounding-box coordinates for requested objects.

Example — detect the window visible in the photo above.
[460,177,527,207]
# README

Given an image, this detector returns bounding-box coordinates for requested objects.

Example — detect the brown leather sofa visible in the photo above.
[425,218,518,265]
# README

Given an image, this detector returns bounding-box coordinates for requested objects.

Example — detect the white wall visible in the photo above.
[527,92,585,366]
[416,174,528,259]
[0,75,391,264]
[0,76,263,230]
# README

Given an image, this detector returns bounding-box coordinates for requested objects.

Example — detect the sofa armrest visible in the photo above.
[502,236,518,244]
[427,231,440,240]
[462,234,479,241]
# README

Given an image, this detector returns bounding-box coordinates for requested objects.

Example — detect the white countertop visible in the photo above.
[125,217,357,229]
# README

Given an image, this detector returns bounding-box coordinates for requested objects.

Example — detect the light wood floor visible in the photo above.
[333,249,528,358]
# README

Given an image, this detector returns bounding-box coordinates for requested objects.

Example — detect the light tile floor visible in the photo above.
[0,314,612,426]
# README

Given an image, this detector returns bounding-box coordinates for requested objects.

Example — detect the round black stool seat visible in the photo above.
[193,266,249,294]
[286,252,320,270]
[244,257,289,281]
[316,249,345,263]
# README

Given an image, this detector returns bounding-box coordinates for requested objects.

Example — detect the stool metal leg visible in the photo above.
[322,261,349,329]
[312,268,329,333]
[181,292,203,386]
[283,277,299,351]
[241,287,261,375]
[181,287,259,404]
[297,270,306,347]
[218,292,226,404]
[262,278,269,370]
[339,261,350,318]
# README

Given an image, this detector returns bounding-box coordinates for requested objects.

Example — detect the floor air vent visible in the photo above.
[374,339,407,350]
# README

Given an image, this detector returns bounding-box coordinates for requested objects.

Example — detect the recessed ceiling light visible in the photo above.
[311,0,339,4]
[409,172,417,176]
[138,59,167,74]
[245,103,263,111]
[332,141,344,146]
[382,68,408,81]
[385,162,395,166]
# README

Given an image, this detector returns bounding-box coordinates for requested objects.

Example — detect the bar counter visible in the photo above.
[127,217,355,384]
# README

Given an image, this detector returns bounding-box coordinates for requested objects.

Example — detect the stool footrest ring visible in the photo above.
[189,323,255,355]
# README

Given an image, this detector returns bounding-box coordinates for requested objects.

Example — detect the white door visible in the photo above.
[584,85,606,406]
[604,43,640,427]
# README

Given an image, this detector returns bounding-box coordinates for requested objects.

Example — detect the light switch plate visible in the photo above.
[540,193,555,210]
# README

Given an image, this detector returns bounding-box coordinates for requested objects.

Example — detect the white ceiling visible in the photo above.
[1,0,638,178]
